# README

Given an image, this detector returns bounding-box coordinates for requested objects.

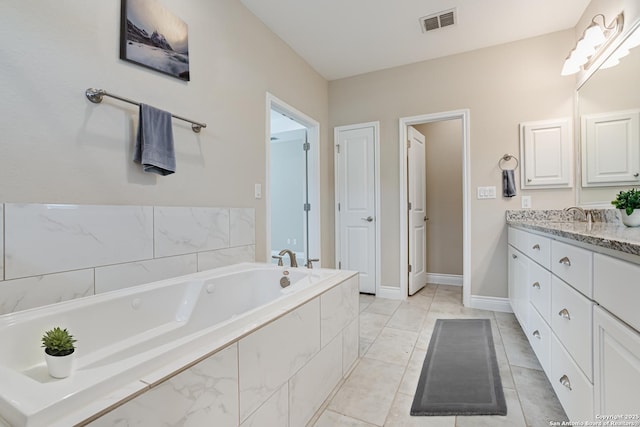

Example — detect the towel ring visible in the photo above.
[499,154,519,170]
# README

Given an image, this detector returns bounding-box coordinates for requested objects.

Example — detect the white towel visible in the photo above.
[134,104,176,175]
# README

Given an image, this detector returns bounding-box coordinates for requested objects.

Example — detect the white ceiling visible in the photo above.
[240,0,591,80]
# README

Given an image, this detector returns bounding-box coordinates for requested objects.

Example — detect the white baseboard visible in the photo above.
[469,295,513,313]
[426,273,463,286]
[375,285,403,300]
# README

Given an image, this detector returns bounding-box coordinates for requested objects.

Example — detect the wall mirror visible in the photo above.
[577,18,640,206]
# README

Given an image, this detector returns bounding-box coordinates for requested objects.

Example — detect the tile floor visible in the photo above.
[309,284,568,427]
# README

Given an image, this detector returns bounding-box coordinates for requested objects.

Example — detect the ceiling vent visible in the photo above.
[419,8,457,33]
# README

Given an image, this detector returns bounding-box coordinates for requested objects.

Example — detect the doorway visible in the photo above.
[266,93,321,267]
[399,110,471,306]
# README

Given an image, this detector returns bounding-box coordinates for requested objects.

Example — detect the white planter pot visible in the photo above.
[44,351,74,378]
[620,209,640,227]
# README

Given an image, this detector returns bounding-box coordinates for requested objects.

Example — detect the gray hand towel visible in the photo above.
[502,169,516,197]
[134,103,176,175]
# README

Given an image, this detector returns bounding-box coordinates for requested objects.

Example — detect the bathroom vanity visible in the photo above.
[506,210,640,421]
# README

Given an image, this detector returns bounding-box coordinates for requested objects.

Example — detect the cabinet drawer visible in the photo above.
[526,233,551,269]
[529,261,552,323]
[593,306,640,415]
[508,227,551,268]
[508,227,528,253]
[594,253,640,332]
[551,333,594,422]
[551,240,593,298]
[527,304,551,375]
[551,276,593,380]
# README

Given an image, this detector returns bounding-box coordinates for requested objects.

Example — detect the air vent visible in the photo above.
[419,8,457,33]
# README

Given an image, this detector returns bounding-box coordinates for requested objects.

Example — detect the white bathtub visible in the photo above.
[0,263,358,427]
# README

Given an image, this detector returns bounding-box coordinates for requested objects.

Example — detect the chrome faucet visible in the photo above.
[278,249,298,267]
[564,206,594,225]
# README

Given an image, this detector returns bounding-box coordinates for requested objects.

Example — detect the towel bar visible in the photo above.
[85,88,207,133]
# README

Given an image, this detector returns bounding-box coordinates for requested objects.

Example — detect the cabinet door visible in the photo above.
[594,306,640,415]
[508,246,529,330]
[582,109,640,187]
[520,118,573,189]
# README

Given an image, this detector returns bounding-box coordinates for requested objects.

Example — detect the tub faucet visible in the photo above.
[278,249,298,267]
[564,206,594,225]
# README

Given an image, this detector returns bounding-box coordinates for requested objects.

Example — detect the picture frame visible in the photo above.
[120,0,190,81]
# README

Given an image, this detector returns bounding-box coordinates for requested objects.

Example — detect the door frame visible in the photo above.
[266,93,321,266]
[399,110,471,306]
[334,121,381,295]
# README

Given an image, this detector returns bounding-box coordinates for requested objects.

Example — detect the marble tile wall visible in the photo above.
[0,203,256,315]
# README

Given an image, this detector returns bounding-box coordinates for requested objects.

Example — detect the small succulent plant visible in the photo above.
[611,188,640,215]
[41,327,77,357]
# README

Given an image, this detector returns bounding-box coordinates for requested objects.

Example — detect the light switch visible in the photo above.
[254,184,262,199]
[477,186,497,199]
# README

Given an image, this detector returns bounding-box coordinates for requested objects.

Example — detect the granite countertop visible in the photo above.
[506,209,640,257]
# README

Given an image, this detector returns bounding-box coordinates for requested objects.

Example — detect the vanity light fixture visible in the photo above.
[561,12,624,76]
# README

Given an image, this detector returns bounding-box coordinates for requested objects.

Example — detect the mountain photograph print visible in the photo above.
[120,0,190,81]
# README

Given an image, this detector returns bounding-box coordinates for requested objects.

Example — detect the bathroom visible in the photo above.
[1,0,639,425]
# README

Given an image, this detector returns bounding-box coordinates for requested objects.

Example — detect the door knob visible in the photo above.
[361,216,373,222]
[634,173,639,178]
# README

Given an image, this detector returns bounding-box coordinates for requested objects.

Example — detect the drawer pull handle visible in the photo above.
[532,282,541,289]
[558,308,571,320]
[558,256,571,266]
[559,375,572,390]
[512,254,518,259]
[532,244,541,250]
[532,330,541,339]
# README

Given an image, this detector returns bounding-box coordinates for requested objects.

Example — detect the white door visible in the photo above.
[335,125,377,293]
[408,126,427,295]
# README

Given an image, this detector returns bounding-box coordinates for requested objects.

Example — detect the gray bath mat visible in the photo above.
[410,318,507,416]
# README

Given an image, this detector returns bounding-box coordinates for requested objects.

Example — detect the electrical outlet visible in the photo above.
[254,184,262,199]
[522,196,532,209]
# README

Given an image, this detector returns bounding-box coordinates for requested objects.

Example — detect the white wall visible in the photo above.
[329,31,577,297]
[0,1,330,266]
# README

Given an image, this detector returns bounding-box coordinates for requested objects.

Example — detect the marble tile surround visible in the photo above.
[85,273,359,427]
[0,203,256,315]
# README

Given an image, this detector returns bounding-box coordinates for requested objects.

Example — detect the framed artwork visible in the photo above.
[120,0,190,81]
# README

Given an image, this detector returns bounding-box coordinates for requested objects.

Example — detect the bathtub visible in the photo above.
[0,263,359,427]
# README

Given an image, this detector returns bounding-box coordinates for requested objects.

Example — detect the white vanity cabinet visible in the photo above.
[508,226,596,421]
[509,225,640,420]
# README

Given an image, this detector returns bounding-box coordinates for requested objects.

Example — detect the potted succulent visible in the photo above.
[41,327,77,378]
[611,188,640,227]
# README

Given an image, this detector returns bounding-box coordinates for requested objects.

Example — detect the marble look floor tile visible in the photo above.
[359,338,373,357]
[455,388,526,427]
[385,392,456,427]
[365,327,418,367]
[313,409,376,427]
[494,342,515,390]
[511,366,568,427]
[359,311,390,342]
[500,327,543,371]
[404,293,433,310]
[359,293,375,309]
[314,291,568,427]
[328,357,405,426]
[386,304,428,332]
[364,298,402,316]
[397,348,427,396]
